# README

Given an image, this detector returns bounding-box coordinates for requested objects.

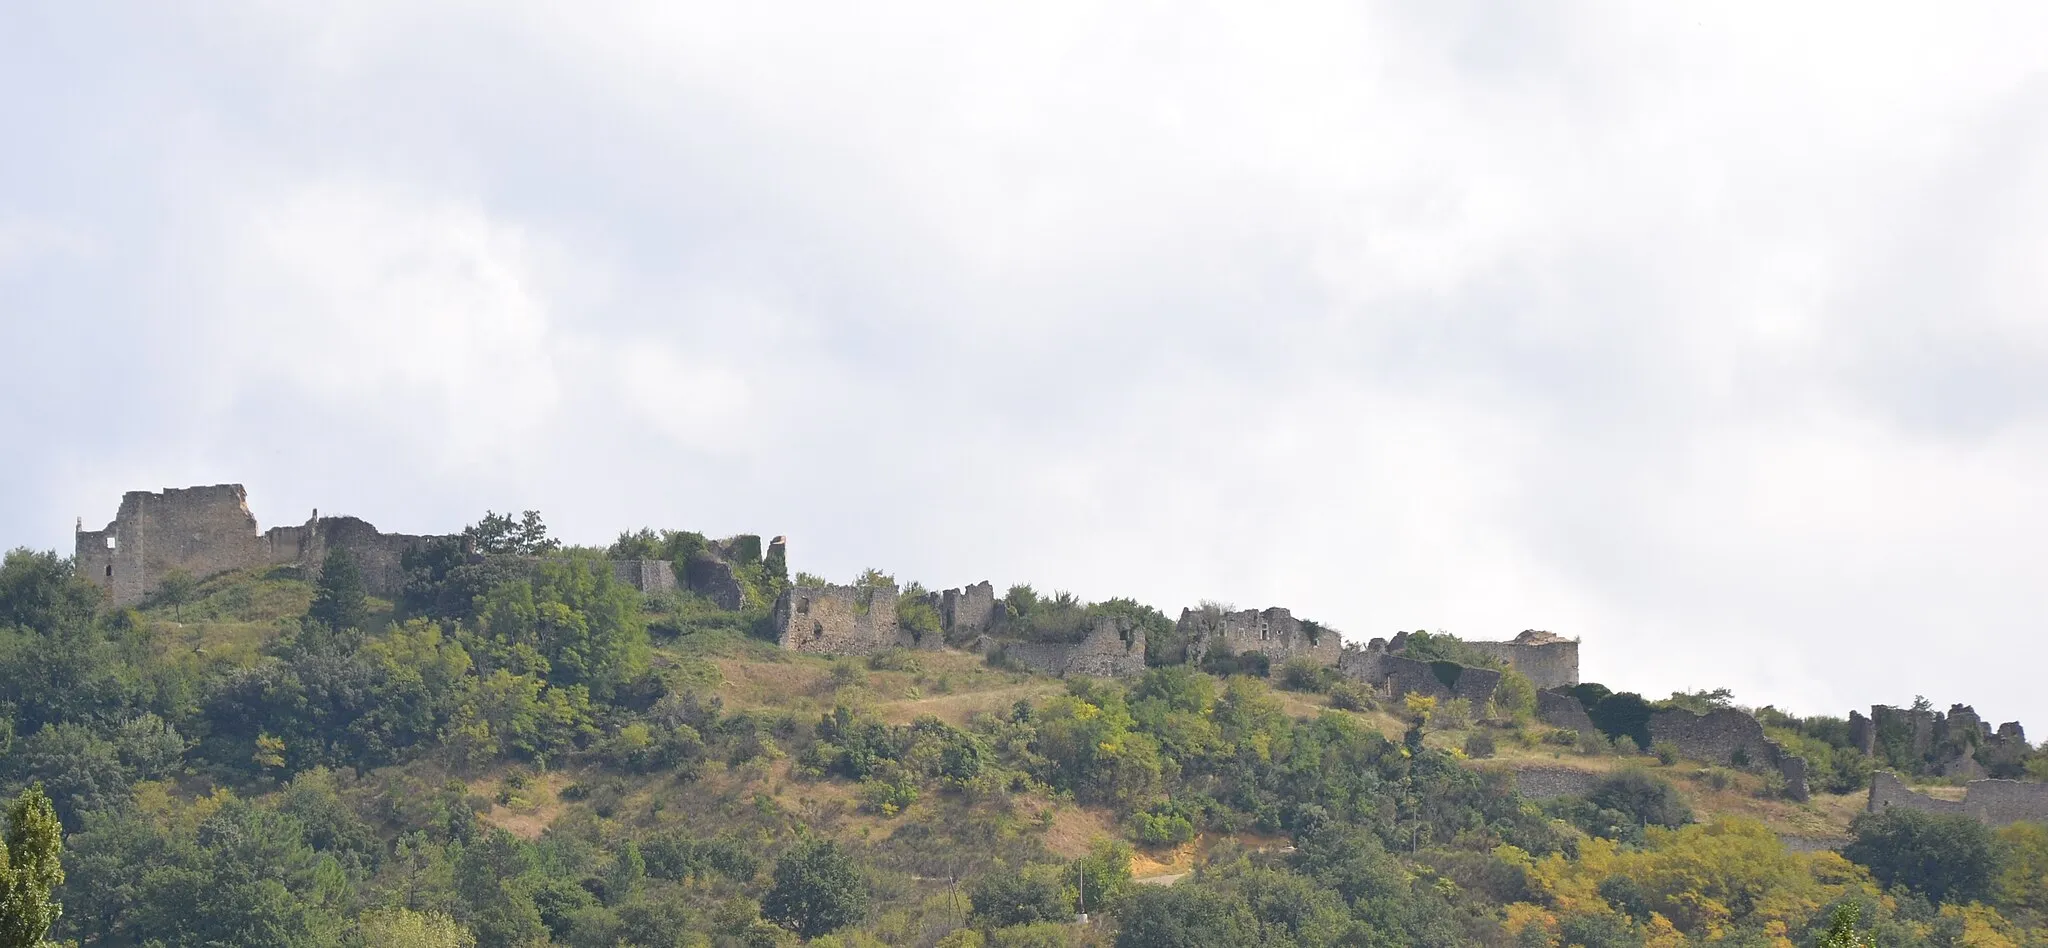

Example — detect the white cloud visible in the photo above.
[6,2,2048,725]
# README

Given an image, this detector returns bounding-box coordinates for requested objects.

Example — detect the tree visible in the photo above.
[0,549,101,635]
[763,838,869,939]
[155,570,198,619]
[0,786,64,948]
[1816,903,1876,948]
[309,546,369,633]
[1843,808,1997,906]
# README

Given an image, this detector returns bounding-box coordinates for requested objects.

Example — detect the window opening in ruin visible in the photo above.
[797,597,810,615]
[106,536,117,550]
[106,564,113,577]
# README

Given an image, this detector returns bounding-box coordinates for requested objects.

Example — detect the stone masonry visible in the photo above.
[773,582,922,655]
[1868,771,2048,827]
[990,615,1148,678]
[76,485,684,606]
[1646,707,1809,800]
[937,581,1002,637]
[1462,630,1580,690]
[75,485,447,605]
[1179,606,1341,667]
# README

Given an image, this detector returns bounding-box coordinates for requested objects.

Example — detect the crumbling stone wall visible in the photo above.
[1866,771,2048,826]
[77,484,718,608]
[611,559,679,596]
[1180,606,1341,667]
[1647,708,1810,800]
[1507,767,1607,801]
[939,581,1001,637]
[1537,689,1598,734]
[74,486,452,605]
[684,553,746,610]
[1337,639,1502,705]
[1856,703,2009,778]
[1463,630,1580,690]
[76,485,283,605]
[773,583,913,655]
[991,616,1147,678]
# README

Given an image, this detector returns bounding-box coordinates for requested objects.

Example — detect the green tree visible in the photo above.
[154,569,198,619]
[309,546,370,633]
[763,838,869,939]
[1843,807,1997,905]
[1114,885,1256,948]
[0,786,64,948]
[0,549,101,635]
[1815,903,1876,948]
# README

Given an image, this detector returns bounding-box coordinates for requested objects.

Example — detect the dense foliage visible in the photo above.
[2,538,2047,946]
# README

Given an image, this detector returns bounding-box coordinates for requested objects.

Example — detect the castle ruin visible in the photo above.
[75,484,680,606]
[1180,606,1341,667]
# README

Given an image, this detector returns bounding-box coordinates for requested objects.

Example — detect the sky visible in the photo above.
[3,2,2046,726]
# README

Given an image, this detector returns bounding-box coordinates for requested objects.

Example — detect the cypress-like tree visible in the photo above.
[309,546,369,633]
[0,785,64,948]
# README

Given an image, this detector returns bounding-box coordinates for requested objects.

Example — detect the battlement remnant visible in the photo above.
[773,582,923,655]
[75,484,686,607]
[1180,606,1341,667]
[1869,771,2048,826]
[1462,630,1580,690]
[985,615,1147,678]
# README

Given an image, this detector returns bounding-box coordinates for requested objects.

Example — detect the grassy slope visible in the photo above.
[136,569,1875,876]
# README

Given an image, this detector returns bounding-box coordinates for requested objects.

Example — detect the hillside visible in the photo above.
[2,521,2047,948]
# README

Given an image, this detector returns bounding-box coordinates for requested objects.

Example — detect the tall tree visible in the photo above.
[0,785,64,948]
[763,838,869,939]
[309,546,369,633]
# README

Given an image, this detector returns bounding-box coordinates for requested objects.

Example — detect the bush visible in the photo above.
[1328,682,1376,712]
[866,649,925,674]
[1843,808,1997,905]
[1463,731,1497,759]
[1436,697,1473,730]
[1652,741,1681,765]
[1278,657,1339,693]
[1587,769,1693,830]
[1130,807,1197,847]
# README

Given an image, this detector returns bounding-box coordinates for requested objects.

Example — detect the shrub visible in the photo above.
[1576,729,1608,756]
[1278,657,1339,693]
[1328,682,1376,712]
[1843,808,1997,905]
[1587,770,1693,830]
[1463,731,1497,759]
[866,649,925,674]
[1652,741,1681,765]
[1130,806,1197,848]
[1436,697,1473,730]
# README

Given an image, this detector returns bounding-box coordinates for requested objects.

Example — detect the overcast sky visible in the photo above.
[4,3,2046,726]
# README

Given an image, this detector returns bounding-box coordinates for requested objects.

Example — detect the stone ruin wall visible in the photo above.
[1180,606,1341,667]
[77,485,687,607]
[937,581,1001,638]
[1463,635,1580,691]
[1646,707,1809,800]
[992,616,1147,678]
[612,559,679,597]
[1536,688,1598,734]
[1868,771,2048,826]
[75,485,452,605]
[1507,767,1607,801]
[773,583,917,656]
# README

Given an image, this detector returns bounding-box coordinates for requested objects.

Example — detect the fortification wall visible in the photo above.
[611,559,679,596]
[76,485,303,605]
[1508,767,1607,800]
[1372,654,1502,704]
[1537,689,1598,734]
[1464,633,1580,690]
[773,584,910,656]
[940,581,1000,636]
[302,515,443,599]
[684,553,746,609]
[1647,708,1809,800]
[993,617,1147,678]
[1868,771,2048,826]
[1181,606,1341,667]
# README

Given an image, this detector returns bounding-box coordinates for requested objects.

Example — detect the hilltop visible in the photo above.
[1,487,2045,946]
